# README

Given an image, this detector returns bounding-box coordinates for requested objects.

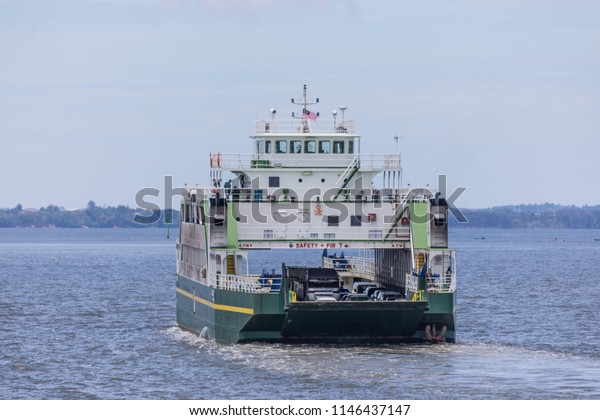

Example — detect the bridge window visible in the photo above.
[327,215,339,226]
[304,140,316,153]
[319,140,330,154]
[348,140,354,154]
[290,140,302,154]
[275,140,287,153]
[333,141,345,154]
[265,140,272,154]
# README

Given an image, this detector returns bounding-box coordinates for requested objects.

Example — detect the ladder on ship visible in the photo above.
[333,155,360,200]
[226,254,235,275]
[383,187,431,240]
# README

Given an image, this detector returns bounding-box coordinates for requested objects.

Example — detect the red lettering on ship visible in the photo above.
[295,243,319,248]
[293,242,348,249]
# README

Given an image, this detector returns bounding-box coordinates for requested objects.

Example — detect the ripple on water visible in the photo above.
[2,228,600,399]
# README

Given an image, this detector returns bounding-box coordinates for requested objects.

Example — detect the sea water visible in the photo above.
[1,228,599,399]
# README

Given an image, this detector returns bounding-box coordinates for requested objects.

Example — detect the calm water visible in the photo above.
[1,228,599,399]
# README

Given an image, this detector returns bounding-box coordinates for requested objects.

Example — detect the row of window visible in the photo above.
[263,230,383,240]
[263,139,354,154]
[183,200,374,227]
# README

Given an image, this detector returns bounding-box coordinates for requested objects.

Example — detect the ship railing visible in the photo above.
[208,272,282,294]
[213,153,401,171]
[405,274,456,294]
[323,256,376,280]
[181,185,430,207]
[255,119,358,135]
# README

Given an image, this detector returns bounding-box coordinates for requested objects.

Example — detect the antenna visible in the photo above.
[339,105,347,126]
[332,109,337,132]
[291,84,319,120]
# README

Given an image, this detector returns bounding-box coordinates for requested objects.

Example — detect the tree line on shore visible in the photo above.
[0,201,176,228]
[1,201,599,229]
[448,203,600,229]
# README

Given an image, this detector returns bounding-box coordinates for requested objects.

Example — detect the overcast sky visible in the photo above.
[1,0,599,210]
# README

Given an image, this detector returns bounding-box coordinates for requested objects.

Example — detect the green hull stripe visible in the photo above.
[176,287,254,315]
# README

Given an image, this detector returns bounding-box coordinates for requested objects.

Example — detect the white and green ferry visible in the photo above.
[176,86,456,344]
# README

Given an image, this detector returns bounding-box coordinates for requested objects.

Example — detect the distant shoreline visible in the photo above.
[448,204,600,229]
[0,202,174,229]
[1,202,600,229]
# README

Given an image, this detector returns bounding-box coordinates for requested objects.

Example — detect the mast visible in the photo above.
[291,84,319,130]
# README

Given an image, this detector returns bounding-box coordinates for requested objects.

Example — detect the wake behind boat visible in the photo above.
[175,85,457,344]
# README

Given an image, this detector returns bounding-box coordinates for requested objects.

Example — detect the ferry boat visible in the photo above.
[175,86,456,344]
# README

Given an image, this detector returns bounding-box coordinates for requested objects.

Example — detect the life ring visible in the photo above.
[400,216,410,225]
[209,152,213,168]
[216,152,221,167]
